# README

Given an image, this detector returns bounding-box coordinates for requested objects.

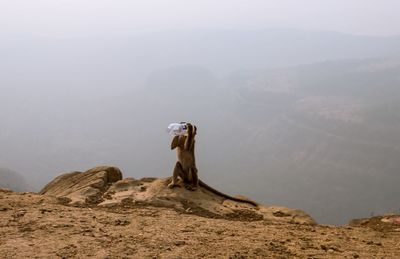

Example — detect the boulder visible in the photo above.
[39,166,122,205]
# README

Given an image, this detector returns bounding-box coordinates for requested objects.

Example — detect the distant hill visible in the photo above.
[0,167,30,192]
[217,58,400,224]
[1,28,400,84]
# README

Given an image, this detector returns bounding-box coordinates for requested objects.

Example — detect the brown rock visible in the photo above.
[39,166,122,205]
[39,165,315,224]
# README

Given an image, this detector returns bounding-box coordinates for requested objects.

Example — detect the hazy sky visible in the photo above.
[1,0,400,36]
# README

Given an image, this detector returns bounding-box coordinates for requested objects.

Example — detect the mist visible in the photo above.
[1,1,400,224]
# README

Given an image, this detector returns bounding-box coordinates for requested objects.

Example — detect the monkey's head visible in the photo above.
[171,123,197,150]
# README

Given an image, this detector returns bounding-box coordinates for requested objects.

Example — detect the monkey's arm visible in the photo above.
[189,126,197,151]
[198,180,258,207]
[184,123,194,150]
[171,136,179,150]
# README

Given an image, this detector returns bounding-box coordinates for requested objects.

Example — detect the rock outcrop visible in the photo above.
[350,215,400,232]
[39,166,122,205]
[40,166,316,225]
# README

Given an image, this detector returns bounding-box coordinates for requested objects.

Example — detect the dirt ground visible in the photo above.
[1,189,400,259]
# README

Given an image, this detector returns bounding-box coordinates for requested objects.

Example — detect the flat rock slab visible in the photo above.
[40,166,316,225]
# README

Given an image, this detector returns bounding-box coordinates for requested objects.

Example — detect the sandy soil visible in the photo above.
[1,189,400,259]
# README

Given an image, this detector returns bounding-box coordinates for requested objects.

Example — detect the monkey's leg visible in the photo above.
[191,167,199,188]
[185,167,198,191]
[168,162,184,188]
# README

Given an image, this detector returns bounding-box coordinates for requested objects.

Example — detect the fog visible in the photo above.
[1,1,400,224]
[2,0,400,36]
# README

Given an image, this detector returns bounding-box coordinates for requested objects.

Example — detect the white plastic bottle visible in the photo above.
[166,122,188,136]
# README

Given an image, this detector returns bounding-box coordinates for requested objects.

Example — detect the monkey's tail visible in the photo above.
[198,180,258,207]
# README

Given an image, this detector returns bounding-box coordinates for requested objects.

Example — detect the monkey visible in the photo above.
[168,123,258,207]
[168,123,199,191]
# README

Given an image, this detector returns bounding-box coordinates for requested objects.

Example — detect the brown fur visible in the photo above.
[168,123,198,191]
